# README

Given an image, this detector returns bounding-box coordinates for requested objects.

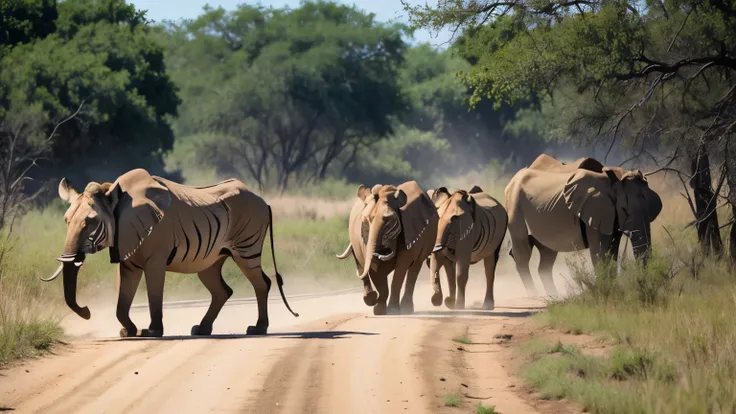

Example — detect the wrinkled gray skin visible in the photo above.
[336,182,438,315]
[504,155,663,297]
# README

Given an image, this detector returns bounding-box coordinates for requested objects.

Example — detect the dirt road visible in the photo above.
[0,262,572,414]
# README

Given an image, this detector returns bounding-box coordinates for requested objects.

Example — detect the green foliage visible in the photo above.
[476,403,499,414]
[0,0,180,189]
[0,0,57,50]
[443,392,463,407]
[346,126,452,185]
[162,1,408,191]
[527,247,736,412]
[0,233,62,366]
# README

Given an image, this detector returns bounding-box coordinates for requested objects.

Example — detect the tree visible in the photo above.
[162,1,408,191]
[0,101,84,230]
[404,0,736,258]
[0,0,180,191]
[0,0,57,51]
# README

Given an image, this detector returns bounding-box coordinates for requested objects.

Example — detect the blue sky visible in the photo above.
[129,0,454,47]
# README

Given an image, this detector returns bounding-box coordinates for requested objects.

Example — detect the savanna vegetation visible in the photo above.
[403,1,736,412]
[0,0,543,365]
[1,1,735,411]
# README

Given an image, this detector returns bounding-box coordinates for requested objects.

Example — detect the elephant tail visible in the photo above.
[268,205,299,318]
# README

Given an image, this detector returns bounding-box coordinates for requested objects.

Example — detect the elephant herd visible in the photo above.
[335,153,662,315]
[41,154,662,336]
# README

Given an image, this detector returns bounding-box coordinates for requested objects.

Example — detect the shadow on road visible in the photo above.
[368,308,540,319]
[99,330,379,342]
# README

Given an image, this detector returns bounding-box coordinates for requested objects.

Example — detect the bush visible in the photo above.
[0,234,63,366]
[528,242,736,413]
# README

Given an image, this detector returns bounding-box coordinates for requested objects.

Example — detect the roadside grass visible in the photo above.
[443,392,463,407]
[0,267,63,366]
[453,326,471,345]
[520,242,736,413]
[475,402,499,414]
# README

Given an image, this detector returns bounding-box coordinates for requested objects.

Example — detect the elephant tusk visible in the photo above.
[39,263,64,282]
[375,249,396,261]
[335,243,353,260]
[432,245,444,253]
[74,261,83,268]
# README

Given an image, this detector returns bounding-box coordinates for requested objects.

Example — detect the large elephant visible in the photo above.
[504,154,663,296]
[335,181,438,315]
[41,169,298,337]
[425,186,508,310]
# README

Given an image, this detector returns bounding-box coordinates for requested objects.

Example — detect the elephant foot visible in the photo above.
[246,325,268,335]
[373,302,387,316]
[363,291,379,306]
[386,304,401,315]
[141,328,164,338]
[444,296,456,310]
[455,300,466,311]
[191,324,212,336]
[482,300,495,311]
[399,301,414,315]
[119,326,139,338]
[431,292,443,307]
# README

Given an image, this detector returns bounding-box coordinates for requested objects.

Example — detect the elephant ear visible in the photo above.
[563,169,616,235]
[393,181,438,250]
[642,184,662,222]
[106,169,172,263]
[468,185,483,194]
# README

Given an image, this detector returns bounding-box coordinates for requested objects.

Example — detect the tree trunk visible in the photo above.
[689,145,723,255]
[725,137,736,263]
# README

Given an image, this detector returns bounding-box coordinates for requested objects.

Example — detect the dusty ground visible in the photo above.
[0,254,580,414]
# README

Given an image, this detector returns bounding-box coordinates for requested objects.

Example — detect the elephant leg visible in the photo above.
[455,259,470,311]
[536,244,559,298]
[141,259,167,338]
[509,234,538,296]
[387,262,409,315]
[400,262,422,314]
[233,258,271,335]
[371,269,390,315]
[116,262,143,338]
[443,261,457,310]
[429,255,444,307]
[587,229,615,268]
[192,257,232,336]
[609,231,623,261]
[481,248,501,310]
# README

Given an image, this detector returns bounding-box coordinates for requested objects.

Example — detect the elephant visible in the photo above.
[425,186,508,310]
[41,168,299,337]
[504,154,663,297]
[335,181,438,315]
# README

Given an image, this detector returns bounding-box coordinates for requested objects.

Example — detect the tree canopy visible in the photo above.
[404,0,736,257]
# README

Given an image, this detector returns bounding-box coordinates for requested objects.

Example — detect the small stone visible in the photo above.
[439,377,446,382]
[25,370,29,373]
[134,372,139,375]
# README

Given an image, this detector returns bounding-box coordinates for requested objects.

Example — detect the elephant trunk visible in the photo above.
[358,217,382,282]
[434,219,451,252]
[630,220,652,265]
[429,253,443,306]
[61,258,91,320]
